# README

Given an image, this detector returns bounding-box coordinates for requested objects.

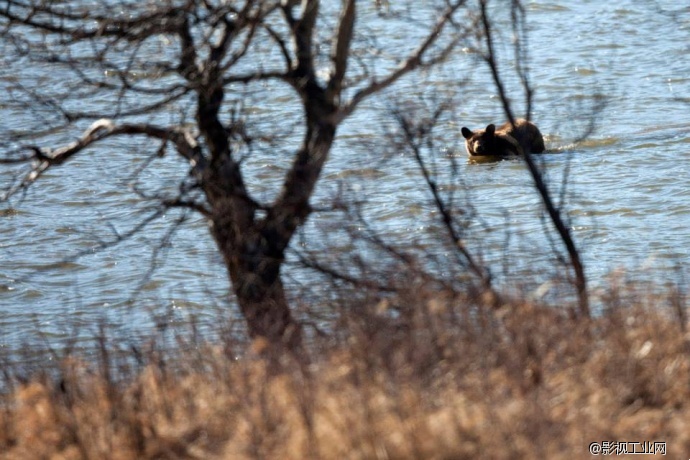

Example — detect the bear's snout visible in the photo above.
[473,141,485,154]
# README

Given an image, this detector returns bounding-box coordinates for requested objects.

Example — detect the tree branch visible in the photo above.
[290,0,320,77]
[337,1,465,123]
[223,71,288,85]
[177,11,200,82]
[326,0,356,104]
[1,120,204,201]
[1,1,189,43]
[393,105,492,290]
[261,22,294,72]
[478,0,589,317]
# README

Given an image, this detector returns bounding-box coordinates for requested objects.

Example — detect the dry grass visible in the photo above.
[1,286,689,459]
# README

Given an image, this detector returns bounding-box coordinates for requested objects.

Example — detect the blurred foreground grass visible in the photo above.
[1,285,689,459]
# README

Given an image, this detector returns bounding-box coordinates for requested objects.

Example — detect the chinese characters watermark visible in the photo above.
[589,441,666,456]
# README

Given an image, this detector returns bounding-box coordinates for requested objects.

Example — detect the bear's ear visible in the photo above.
[485,124,496,136]
[461,127,473,139]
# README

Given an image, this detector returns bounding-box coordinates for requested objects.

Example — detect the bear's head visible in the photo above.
[461,124,499,156]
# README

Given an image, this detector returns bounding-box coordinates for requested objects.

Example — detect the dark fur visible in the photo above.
[461,119,545,157]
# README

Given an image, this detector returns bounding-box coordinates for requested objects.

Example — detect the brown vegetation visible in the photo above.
[2,285,688,459]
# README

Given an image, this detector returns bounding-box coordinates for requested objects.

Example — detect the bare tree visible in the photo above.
[0,0,468,350]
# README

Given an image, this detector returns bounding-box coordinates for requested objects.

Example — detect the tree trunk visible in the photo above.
[209,203,302,350]
[226,244,301,350]
[206,118,337,351]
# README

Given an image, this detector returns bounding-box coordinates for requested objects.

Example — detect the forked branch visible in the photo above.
[337,1,466,123]
[393,105,492,292]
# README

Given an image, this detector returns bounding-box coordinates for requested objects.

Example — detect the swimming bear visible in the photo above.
[461,119,545,158]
